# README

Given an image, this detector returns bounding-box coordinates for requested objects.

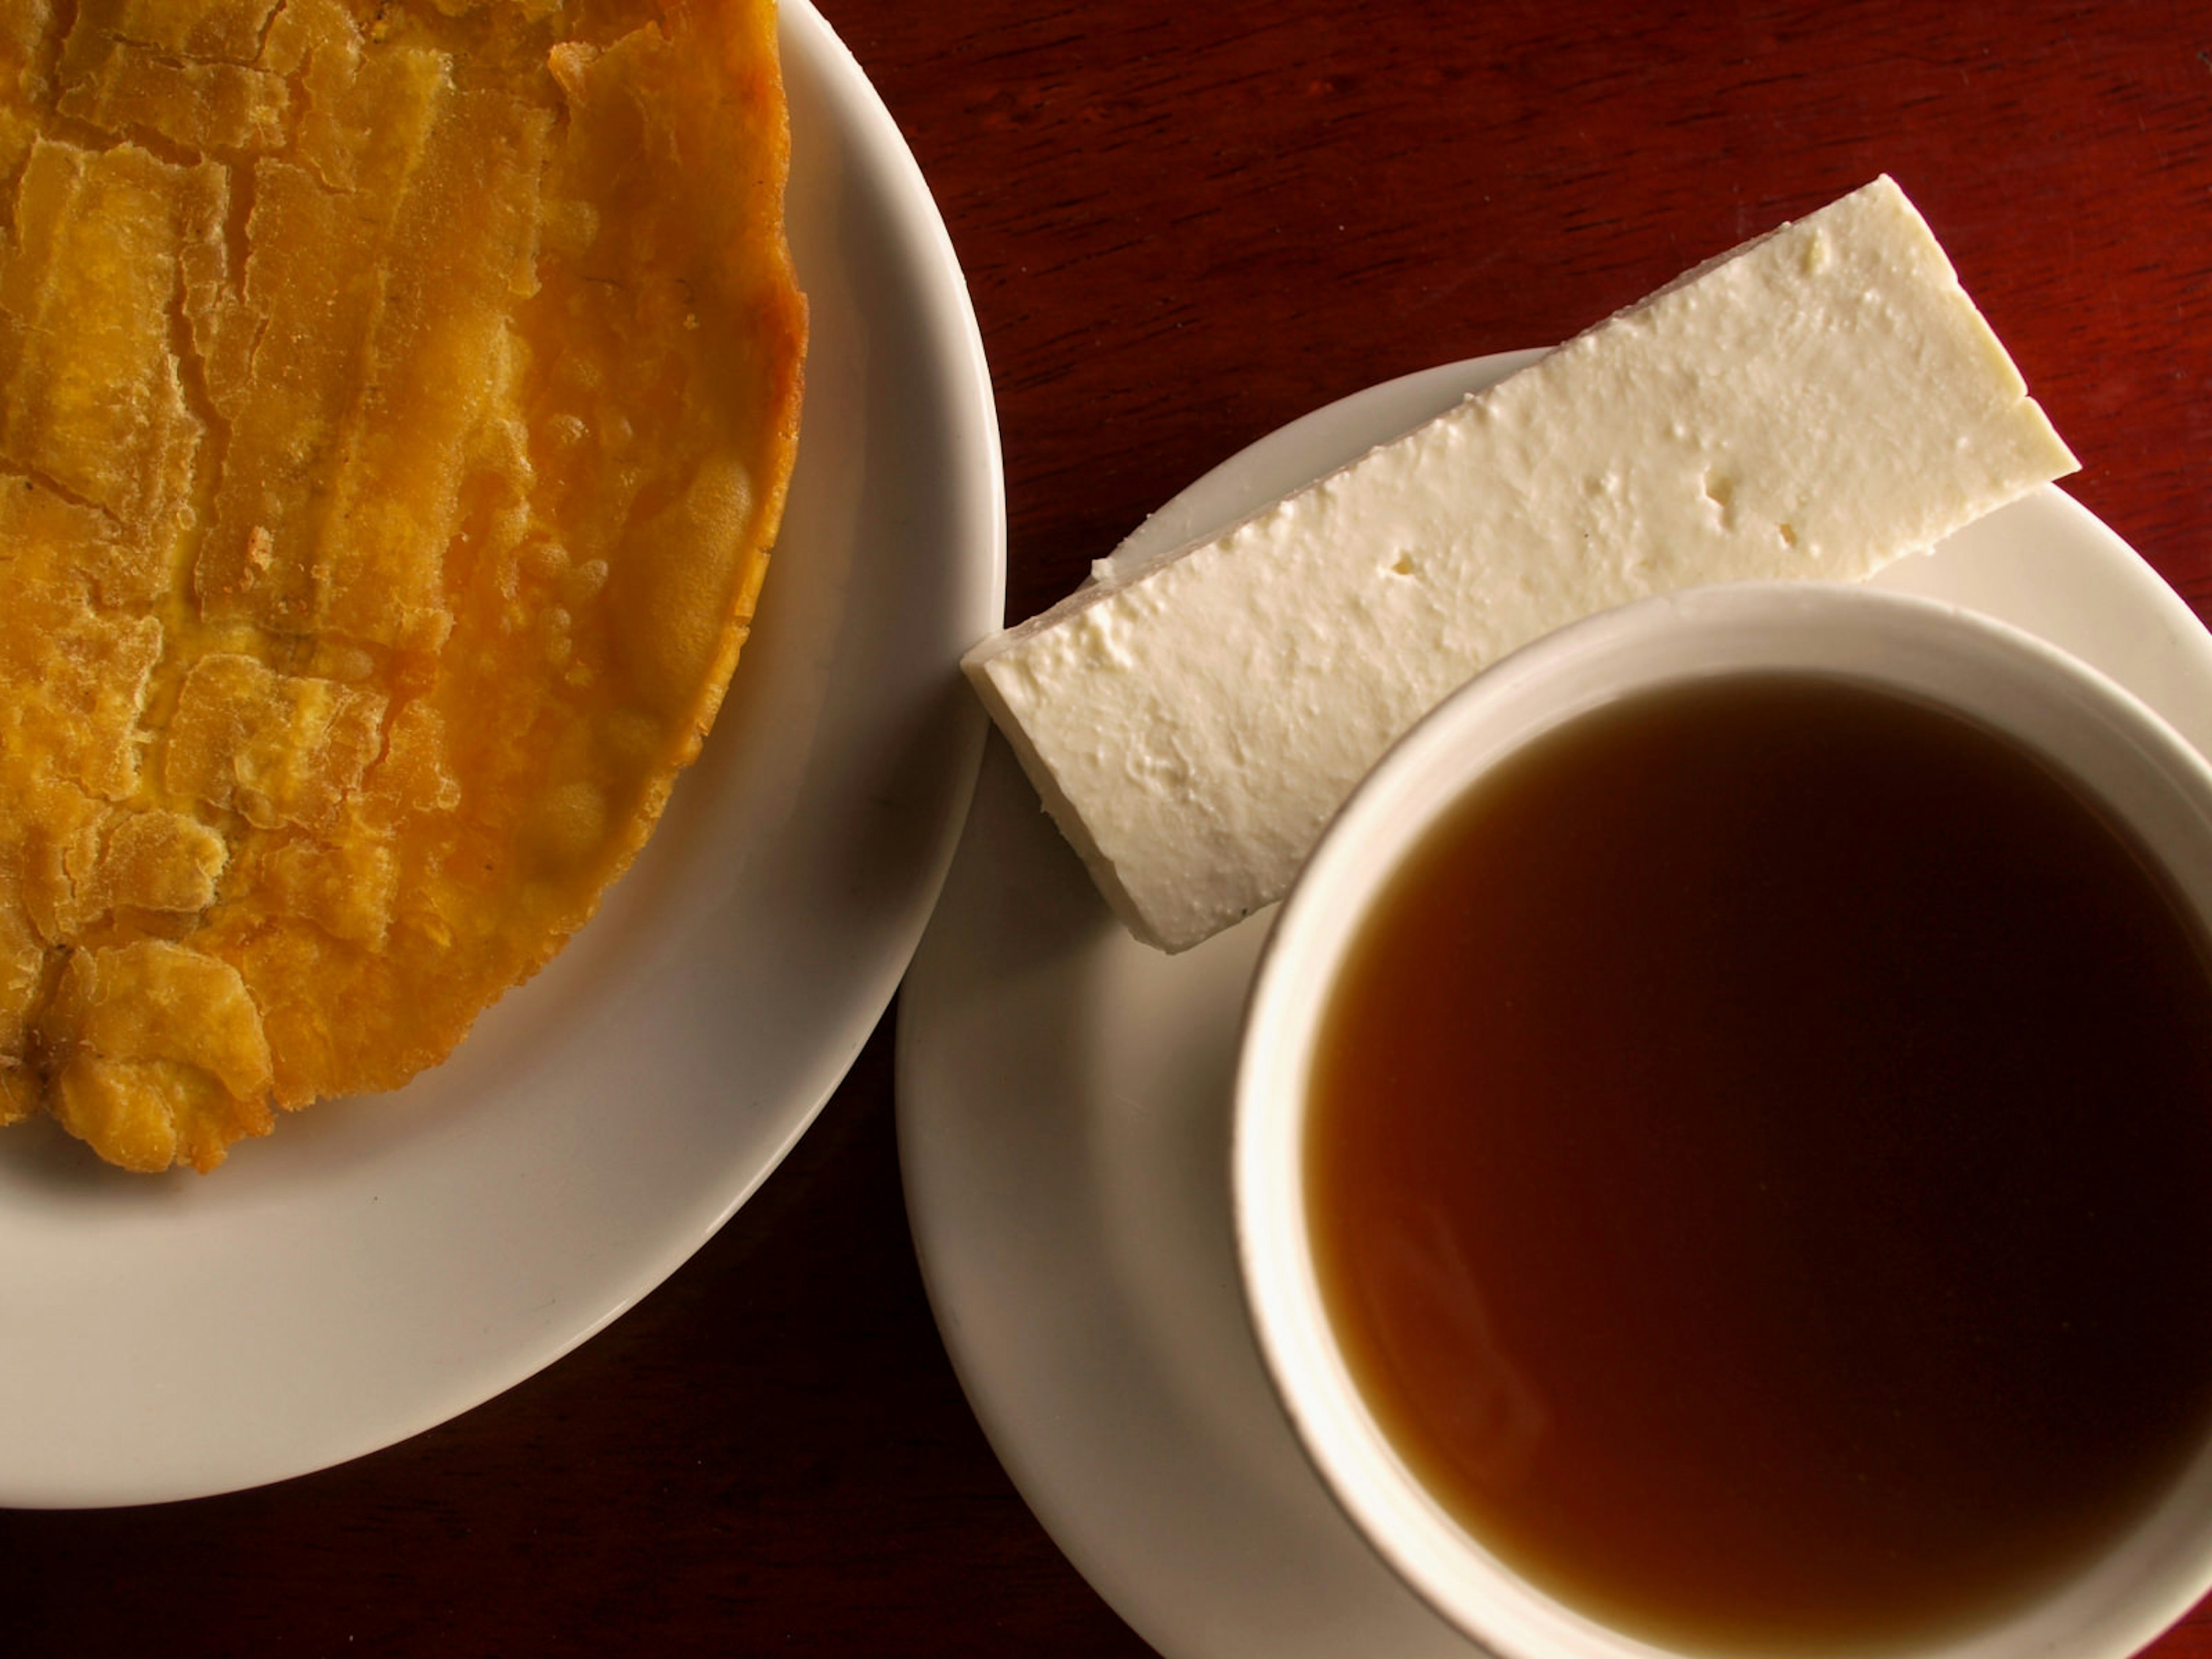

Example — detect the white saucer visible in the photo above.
[0,0,1004,1508]
[896,351,2212,1658]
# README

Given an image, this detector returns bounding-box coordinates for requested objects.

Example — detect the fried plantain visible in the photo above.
[0,0,806,1169]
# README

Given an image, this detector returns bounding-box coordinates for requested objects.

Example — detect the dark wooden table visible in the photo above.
[5,1,2208,1653]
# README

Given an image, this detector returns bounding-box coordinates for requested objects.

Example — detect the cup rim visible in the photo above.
[1232,579,2212,1659]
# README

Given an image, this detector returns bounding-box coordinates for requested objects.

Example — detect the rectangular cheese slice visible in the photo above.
[963,176,2078,952]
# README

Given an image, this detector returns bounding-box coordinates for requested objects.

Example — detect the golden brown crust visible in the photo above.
[0,0,806,1169]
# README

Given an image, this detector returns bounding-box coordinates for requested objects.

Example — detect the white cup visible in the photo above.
[1233,581,2212,1659]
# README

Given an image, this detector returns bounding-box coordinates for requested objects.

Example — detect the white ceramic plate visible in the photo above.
[0,0,1005,1509]
[896,351,2212,1659]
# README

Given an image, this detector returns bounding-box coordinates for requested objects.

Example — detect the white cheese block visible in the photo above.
[963,176,2078,953]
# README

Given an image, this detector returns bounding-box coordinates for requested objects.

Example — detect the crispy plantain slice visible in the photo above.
[0,0,806,1169]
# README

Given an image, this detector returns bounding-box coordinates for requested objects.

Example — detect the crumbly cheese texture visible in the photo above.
[0,0,805,1169]
[964,177,2076,953]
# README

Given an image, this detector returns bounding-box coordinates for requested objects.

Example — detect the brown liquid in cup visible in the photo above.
[1307,674,2212,1653]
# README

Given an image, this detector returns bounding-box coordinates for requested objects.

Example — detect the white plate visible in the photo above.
[896,351,2212,1659]
[0,0,1004,1509]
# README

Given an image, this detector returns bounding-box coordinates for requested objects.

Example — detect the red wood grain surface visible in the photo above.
[2,3,2207,1656]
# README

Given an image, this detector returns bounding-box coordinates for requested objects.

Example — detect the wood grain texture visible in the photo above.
[2,2,2207,1655]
